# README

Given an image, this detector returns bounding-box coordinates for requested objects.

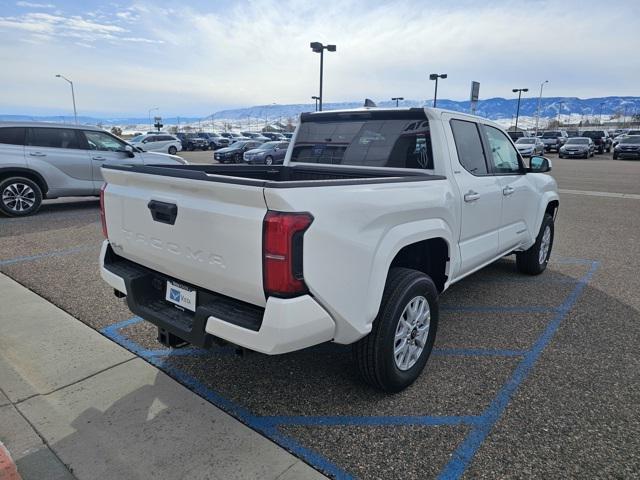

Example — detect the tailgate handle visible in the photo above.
[147,200,178,225]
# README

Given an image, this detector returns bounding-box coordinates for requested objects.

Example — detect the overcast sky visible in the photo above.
[0,0,638,117]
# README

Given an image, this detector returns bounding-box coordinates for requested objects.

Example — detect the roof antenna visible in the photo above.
[364,98,377,108]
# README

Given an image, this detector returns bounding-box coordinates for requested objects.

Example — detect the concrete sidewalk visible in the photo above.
[0,273,326,480]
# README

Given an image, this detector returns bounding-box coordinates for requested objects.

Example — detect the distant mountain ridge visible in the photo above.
[1,96,638,126]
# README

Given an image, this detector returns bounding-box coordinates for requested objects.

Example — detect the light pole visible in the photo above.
[557,101,564,126]
[310,42,336,112]
[599,102,605,125]
[534,80,548,136]
[55,74,77,124]
[512,88,529,132]
[429,73,447,108]
[311,96,320,112]
[391,97,404,107]
[148,107,158,130]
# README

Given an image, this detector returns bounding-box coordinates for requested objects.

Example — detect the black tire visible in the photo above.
[235,153,241,163]
[0,176,43,217]
[516,213,554,275]
[598,146,604,154]
[353,268,439,393]
[583,151,589,159]
[558,154,563,159]
[613,152,618,160]
[187,144,194,151]
[265,156,273,166]
[168,146,177,155]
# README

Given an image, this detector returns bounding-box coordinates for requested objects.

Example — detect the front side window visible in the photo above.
[485,126,522,174]
[450,119,488,175]
[84,131,127,152]
[28,128,82,149]
[0,127,26,145]
[291,113,434,169]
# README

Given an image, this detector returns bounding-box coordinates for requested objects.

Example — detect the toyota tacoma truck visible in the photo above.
[99,108,559,392]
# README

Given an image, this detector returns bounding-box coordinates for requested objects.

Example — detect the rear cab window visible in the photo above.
[291,109,434,170]
[27,128,82,149]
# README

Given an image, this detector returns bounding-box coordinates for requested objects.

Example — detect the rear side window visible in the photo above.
[0,127,26,145]
[291,114,434,169]
[27,128,82,149]
[450,119,488,175]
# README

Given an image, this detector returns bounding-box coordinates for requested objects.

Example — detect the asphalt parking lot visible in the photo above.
[1,152,639,479]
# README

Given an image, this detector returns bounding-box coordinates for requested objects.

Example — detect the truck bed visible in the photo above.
[102,163,445,188]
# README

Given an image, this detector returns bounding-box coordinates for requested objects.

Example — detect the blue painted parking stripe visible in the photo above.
[433,348,527,357]
[437,260,599,480]
[0,245,95,266]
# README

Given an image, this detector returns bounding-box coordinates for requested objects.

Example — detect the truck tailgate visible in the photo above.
[101,168,267,308]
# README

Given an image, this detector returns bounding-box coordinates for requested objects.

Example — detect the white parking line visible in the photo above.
[559,189,640,200]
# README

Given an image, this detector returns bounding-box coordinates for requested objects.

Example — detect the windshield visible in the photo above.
[567,138,589,144]
[291,111,434,169]
[256,141,279,150]
[129,135,143,143]
[516,138,535,144]
[233,141,252,148]
[620,136,640,144]
[541,132,560,138]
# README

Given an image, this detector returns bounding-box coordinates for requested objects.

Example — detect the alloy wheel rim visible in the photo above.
[539,225,551,264]
[393,296,430,371]
[2,183,35,212]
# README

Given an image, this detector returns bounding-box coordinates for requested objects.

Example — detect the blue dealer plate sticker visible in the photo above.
[165,281,196,312]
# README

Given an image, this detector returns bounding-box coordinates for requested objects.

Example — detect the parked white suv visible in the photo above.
[99,107,559,392]
[0,122,186,217]
[129,133,182,155]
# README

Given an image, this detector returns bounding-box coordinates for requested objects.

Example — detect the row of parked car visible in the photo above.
[511,129,640,160]
[128,131,294,155]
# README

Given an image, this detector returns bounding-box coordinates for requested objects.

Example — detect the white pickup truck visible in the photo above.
[99,107,559,392]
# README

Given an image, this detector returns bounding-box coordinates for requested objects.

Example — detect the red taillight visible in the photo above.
[100,183,108,238]
[263,211,313,297]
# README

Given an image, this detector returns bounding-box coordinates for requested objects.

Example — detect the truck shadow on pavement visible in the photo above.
[97,256,640,479]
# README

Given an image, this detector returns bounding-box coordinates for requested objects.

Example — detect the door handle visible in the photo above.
[503,186,515,196]
[29,152,46,157]
[92,156,107,161]
[464,190,480,202]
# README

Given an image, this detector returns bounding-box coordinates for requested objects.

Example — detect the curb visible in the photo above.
[0,442,21,480]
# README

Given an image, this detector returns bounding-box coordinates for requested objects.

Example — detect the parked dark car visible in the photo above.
[581,130,611,154]
[514,137,545,157]
[261,132,286,141]
[613,135,640,160]
[282,132,294,140]
[197,132,230,150]
[242,141,289,165]
[559,137,594,158]
[213,140,263,163]
[566,130,580,137]
[175,133,208,151]
[540,130,568,152]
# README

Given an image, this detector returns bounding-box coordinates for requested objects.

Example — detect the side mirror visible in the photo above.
[125,145,135,158]
[529,155,551,173]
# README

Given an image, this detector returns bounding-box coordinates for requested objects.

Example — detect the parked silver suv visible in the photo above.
[0,122,186,216]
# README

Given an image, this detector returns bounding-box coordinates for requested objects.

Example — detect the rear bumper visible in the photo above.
[99,241,335,354]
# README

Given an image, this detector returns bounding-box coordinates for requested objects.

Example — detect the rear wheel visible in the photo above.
[613,152,618,159]
[353,268,438,392]
[168,146,177,155]
[0,177,43,217]
[516,213,554,275]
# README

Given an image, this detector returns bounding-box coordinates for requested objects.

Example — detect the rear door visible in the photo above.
[448,119,502,275]
[482,125,539,252]
[25,127,93,194]
[101,167,269,307]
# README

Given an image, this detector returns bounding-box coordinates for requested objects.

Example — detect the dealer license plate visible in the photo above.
[165,281,196,312]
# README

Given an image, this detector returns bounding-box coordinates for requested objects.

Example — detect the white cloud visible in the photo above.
[16,1,55,8]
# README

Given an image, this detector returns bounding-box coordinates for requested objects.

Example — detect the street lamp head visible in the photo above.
[512,88,518,93]
[326,44,336,52]
[523,88,529,92]
[440,74,447,79]
[310,41,323,52]
[429,74,438,80]
[55,74,61,78]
